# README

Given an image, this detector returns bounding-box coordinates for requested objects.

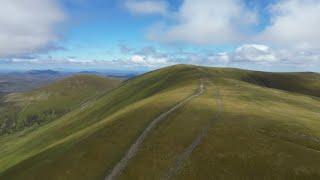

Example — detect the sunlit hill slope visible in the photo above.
[0,74,121,134]
[0,65,320,180]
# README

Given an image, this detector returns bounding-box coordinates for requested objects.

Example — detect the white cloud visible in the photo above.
[208,44,320,68]
[118,44,319,69]
[259,0,320,49]
[142,0,320,50]
[233,44,278,62]
[130,55,146,64]
[118,45,170,67]
[147,0,257,44]
[124,0,168,15]
[0,0,65,58]
[129,54,169,67]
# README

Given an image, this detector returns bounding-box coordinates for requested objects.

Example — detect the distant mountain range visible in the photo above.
[0,69,140,94]
[0,71,67,94]
[26,70,60,75]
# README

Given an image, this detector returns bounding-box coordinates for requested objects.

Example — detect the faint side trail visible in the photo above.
[105,80,204,180]
[163,80,222,180]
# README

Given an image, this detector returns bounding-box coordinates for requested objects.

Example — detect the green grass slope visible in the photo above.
[201,67,320,97]
[0,74,121,134]
[242,71,320,97]
[0,65,320,180]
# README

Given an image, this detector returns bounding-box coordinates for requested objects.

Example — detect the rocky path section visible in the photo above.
[105,80,204,180]
[163,80,222,180]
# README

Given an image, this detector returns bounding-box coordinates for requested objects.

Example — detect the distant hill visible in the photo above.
[0,74,121,135]
[0,69,138,94]
[26,70,60,75]
[0,65,319,179]
[78,70,141,79]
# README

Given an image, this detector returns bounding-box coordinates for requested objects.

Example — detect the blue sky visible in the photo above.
[0,0,320,72]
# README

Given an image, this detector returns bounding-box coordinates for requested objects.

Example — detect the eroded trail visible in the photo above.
[163,80,222,180]
[105,80,204,180]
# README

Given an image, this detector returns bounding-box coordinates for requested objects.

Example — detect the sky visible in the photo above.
[0,0,320,72]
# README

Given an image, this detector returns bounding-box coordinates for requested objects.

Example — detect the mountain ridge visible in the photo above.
[1,64,320,180]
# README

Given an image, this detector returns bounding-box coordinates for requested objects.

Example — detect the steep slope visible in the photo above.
[201,67,320,97]
[0,65,320,180]
[0,74,121,134]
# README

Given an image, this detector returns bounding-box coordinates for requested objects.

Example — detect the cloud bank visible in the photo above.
[144,0,320,49]
[0,0,65,58]
[123,44,320,71]
[260,0,320,49]
[1,0,320,71]
[128,0,320,70]
[148,0,257,44]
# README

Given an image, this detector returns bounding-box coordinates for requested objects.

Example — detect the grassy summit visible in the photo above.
[0,65,319,179]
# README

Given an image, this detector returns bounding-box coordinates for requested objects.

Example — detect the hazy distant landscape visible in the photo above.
[0,70,140,94]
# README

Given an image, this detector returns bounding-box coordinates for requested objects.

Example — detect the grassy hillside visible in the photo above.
[242,71,320,97]
[199,67,320,97]
[0,65,320,180]
[0,74,121,134]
